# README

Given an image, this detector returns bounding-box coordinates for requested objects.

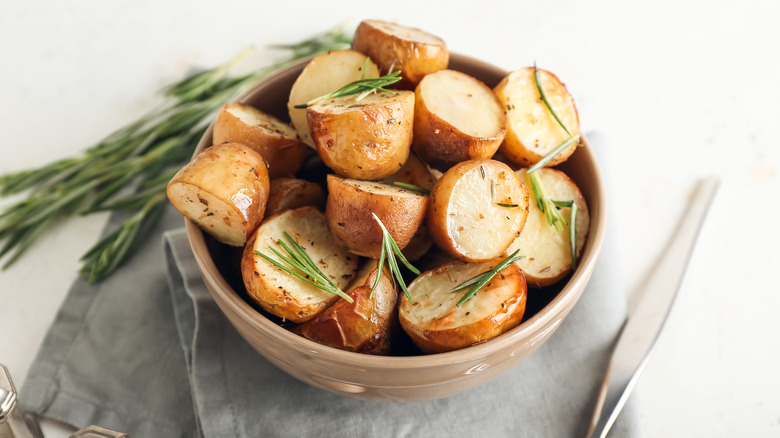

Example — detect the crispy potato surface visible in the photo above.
[264,177,325,217]
[413,70,506,170]
[505,169,590,287]
[352,19,448,88]
[288,50,379,148]
[296,260,397,354]
[494,67,580,167]
[399,259,527,353]
[427,159,528,261]
[308,90,414,180]
[326,175,428,258]
[213,104,307,178]
[242,207,359,323]
[167,142,268,246]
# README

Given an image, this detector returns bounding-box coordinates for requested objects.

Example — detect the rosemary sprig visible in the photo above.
[551,200,578,268]
[527,135,580,174]
[294,68,402,108]
[529,172,567,232]
[451,249,525,306]
[392,181,430,195]
[534,62,571,137]
[0,25,352,280]
[370,213,421,300]
[254,231,353,303]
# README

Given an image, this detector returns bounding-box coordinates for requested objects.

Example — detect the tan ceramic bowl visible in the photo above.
[185,53,607,401]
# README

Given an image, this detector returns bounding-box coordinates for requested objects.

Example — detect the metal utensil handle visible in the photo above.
[588,176,720,437]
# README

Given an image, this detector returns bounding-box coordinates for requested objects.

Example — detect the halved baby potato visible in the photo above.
[398,259,527,353]
[288,50,380,148]
[264,177,326,217]
[413,70,506,170]
[213,104,307,179]
[241,206,360,323]
[167,142,269,246]
[505,168,590,287]
[427,159,528,262]
[296,260,397,354]
[326,175,428,258]
[352,19,449,88]
[494,67,580,167]
[308,90,414,180]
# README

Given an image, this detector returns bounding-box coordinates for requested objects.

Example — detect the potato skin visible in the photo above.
[308,91,414,180]
[399,261,527,353]
[326,175,428,258]
[296,261,397,354]
[264,177,325,217]
[352,20,449,89]
[413,72,506,170]
[167,142,269,246]
[213,104,307,179]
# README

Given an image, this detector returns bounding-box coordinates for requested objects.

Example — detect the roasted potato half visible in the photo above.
[288,50,380,148]
[494,67,581,167]
[308,90,414,180]
[428,159,528,262]
[326,175,428,258]
[264,177,326,217]
[399,259,527,353]
[352,19,448,88]
[213,104,307,179]
[413,70,506,170]
[167,143,269,246]
[242,207,360,323]
[505,169,590,287]
[296,260,397,354]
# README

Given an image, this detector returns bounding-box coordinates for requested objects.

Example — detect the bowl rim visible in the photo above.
[185,52,608,369]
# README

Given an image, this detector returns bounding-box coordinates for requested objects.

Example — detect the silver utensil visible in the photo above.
[587,176,720,437]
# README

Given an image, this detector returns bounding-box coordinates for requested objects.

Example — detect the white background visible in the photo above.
[1,0,778,436]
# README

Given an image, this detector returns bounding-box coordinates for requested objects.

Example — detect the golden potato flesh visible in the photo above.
[288,50,380,148]
[398,259,527,353]
[213,104,307,179]
[167,143,269,246]
[494,67,580,167]
[241,207,360,323]
[413,70,506,170]
[326,175,428,258]
[264,177,325,218]
[308,90,414,180]
[352,19,449,88]
[505,169,590,287]
[427,159,528,261]
[296,260,397,354]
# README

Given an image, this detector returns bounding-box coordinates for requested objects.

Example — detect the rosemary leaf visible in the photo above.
[496,203,519,208]
[392,181,430,195]
[534,62,571,137]
[569,202,578,269]
[294,69,402,108]
[529,172,567,232]
[370,239,387,299]
[372,213,420,300]
[455,249,525,307]
[527,135,580,174]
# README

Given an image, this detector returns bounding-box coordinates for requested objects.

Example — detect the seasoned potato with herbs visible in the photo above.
[413,70,506,170]
[352,19,449,88]
[264,177,326,217]
[213,104,307,179]
[296,260,397,354]
[241,207,360,323]
[505,169,589,287]
[326,175,428,258]
[308,90,414,180]
[288,50,380,148]
[427,159,528,262]
[167,142,269,246]
[494,67,580,167]
[399,259,527,353]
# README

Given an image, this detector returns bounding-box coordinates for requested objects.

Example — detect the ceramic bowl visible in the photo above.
[185,53,607,401]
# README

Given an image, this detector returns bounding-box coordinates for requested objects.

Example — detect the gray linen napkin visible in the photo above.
[21,134,639,437]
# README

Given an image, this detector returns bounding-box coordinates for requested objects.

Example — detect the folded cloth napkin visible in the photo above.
[21,134,639,437]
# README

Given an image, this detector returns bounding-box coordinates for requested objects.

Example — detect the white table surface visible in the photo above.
[1,1,778,436]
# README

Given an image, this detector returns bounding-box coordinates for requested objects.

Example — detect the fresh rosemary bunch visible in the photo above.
[294,65,402,108]
[371,213,421,300]
[253,232,353,303]
[0,25,353,282]
[451,249,525,306]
